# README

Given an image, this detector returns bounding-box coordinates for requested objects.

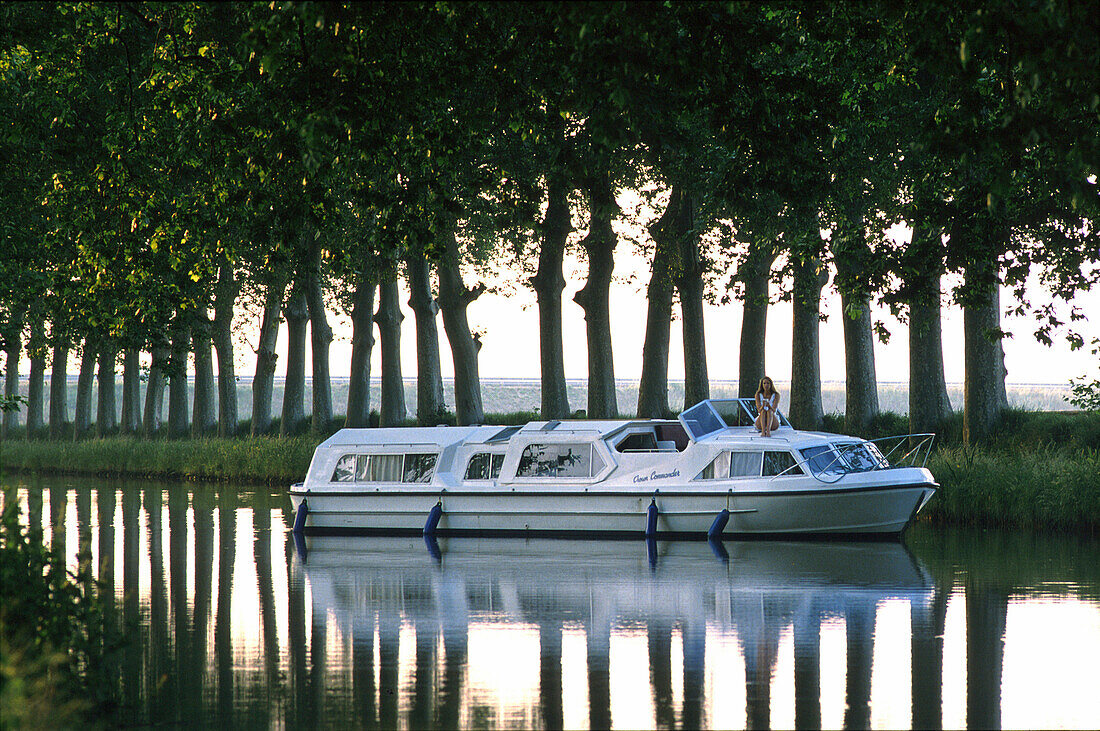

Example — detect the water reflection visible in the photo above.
[2,476,1099,730]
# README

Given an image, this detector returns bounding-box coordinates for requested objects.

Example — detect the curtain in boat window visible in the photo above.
[369,454,403,482]
[729,451,762,477]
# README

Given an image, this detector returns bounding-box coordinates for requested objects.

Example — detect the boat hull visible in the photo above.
[290,475,936,538]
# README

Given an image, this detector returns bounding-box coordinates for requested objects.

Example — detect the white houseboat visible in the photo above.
[289,398,937,538]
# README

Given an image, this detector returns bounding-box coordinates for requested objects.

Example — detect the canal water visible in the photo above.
[3,474,1099,729]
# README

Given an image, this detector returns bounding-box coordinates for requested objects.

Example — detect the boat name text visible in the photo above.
[633,469,681,484]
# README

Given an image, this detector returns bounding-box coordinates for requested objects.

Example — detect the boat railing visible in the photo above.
[798,433,936,484]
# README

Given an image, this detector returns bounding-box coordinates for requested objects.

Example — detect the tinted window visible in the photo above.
[836,443,879,471]
[464,452,504,480]
[763,451,803,477]
[616,432,658,452]
[403,454,437,483]
[800,446,842,474]
[332,454,356,482]
[680,402,723,439]
[517,443,593,478]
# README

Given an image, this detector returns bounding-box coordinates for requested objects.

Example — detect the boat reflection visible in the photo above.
[295,536,933,729]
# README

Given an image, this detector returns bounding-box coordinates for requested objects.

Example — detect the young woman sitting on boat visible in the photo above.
[755,377,781,437]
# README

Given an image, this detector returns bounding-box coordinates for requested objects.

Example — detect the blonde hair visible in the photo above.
[755,377,775,399]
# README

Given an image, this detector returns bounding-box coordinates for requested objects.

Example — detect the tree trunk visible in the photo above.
[120,348,141,434]
[832,223,880,434]
[737,241,779,398]
[252,274,288,436]
[532,174,571,420]
[74,338,96,439]
[143,345,168,438]
[167,322,191,439]
[840,292,880,434]
[907,223,952,434]
[437,228,485,426]
[963,260,1005,444]
[303,236,333,434]
[345,269,376,428]
[280,288,308,436]
[96,346,117,437]
[405,256,446,424]
[192,319,217,437]
[637,193,678,418]
[26,337,46,439]
[1,319,22,439]
[212,264,240,438]
[789,254,829,431]
[374,275,407,426]
[49,343,69,439]
[672,191,709,410]
[573,173,618,418]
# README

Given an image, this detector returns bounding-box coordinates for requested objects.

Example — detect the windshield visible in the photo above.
[678,399,790,440]
[799,445,845,475]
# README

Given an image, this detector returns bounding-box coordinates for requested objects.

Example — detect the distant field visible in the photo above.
[4,376,1074,426]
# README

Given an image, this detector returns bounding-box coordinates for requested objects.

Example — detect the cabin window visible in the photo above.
[695,452,730,480]
[836,442,880,471]
[695,451,763,480]
[763,451,803,477]
[616,432,658,452]
[516,443,601,478]
[730,451,763,477]
[331,452,438,483]
[464,452,505,480]
[800,446,844,475]
[332,454,357,482]
[403,454,438,483]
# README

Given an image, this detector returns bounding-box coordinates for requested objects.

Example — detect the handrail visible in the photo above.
[798,433,936,484]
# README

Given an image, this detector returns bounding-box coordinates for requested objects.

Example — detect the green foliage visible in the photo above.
[0,500,117,726]
[4,436,317,485]
[923,445,1100,531]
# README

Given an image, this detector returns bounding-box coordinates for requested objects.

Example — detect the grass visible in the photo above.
[2,408,1098,529]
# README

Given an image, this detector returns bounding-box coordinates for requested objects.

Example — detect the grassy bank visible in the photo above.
[0,435,317,485]
[2,409,1098,529]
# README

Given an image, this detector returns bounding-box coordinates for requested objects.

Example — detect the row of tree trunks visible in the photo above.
[345,267,377,428]
[533,174,572,420]
[436,227,486,426]
[375,275,407,426]
[405,256,446,425]
[574,173,619,419]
